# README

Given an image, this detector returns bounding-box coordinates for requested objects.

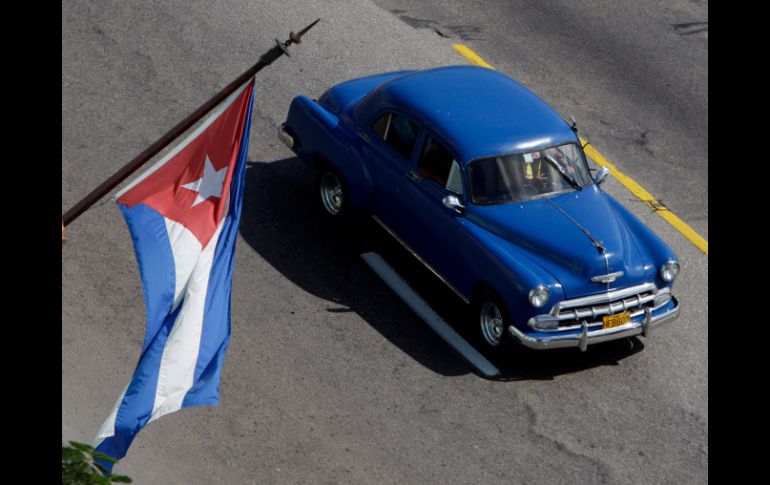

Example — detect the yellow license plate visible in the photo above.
[602,312,631,329]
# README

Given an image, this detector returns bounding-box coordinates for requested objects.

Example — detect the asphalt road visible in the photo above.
[62,1,708,483]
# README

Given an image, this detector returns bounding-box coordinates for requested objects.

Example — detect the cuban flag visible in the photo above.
[93,78,255,470]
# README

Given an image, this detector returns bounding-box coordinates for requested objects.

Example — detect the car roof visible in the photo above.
[354,65,578,164]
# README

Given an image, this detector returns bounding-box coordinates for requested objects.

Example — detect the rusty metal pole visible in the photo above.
[62,19,320,234]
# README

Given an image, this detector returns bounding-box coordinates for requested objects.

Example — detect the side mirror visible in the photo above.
[442,195,466,215]
[594,166,611,186]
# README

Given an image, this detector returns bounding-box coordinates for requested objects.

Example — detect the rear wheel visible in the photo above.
[317,168,348,218]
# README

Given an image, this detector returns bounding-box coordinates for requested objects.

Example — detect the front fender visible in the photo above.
[604,194,678,289]
[458,219,566,328]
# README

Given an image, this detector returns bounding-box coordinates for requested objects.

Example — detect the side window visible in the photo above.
[372,113,390,139]
[446,161,464,196]
[418,137,462,195]
[372,113,419,160]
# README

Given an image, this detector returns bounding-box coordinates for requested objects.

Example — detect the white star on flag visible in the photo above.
[182,155,228,207]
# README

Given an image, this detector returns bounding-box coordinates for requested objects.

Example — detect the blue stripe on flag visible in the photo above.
[96,203,178,468]
[182,84,254,408]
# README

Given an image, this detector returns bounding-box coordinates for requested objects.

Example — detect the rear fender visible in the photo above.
[284,95,375,213]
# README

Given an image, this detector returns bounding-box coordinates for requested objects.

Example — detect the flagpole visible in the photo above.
[62,19,320,230]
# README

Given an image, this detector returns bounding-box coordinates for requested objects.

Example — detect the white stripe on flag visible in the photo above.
[93,384,129,445]
[92,218,221,444]
[148,219,225,423]
[165,219,203,312]
[113,78,254,200]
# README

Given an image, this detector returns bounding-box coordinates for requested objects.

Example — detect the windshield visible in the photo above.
[467,143,592,205]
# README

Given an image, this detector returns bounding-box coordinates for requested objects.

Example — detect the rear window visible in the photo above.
[372,113,420,160]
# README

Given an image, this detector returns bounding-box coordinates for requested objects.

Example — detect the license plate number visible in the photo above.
[603,312,631,329]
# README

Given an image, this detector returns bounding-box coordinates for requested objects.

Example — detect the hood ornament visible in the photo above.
[591,271,624,284]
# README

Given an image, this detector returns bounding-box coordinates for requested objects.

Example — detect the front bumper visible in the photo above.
[508,297,680,351]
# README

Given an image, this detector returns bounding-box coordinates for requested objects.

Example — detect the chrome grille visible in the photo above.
[549,283,657,330]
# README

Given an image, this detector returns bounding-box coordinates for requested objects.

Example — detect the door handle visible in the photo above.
[406,170,421,183]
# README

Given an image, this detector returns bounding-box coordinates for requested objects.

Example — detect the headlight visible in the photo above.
[660,261,680,282]
[528,285,550,308]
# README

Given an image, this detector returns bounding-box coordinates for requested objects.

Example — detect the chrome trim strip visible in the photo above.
[508,298,679,350]
[545,198,606,253]
[540,305,650,333]
[550,283,657,314]
[372,215,471,304]
[591,268,625,283]
[652,287,672,309]
[601,251,612,290]
[551,292,655,323]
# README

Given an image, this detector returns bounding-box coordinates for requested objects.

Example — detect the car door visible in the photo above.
[366,115,467,296]
[399,134,466,289]
[366,111,423,239]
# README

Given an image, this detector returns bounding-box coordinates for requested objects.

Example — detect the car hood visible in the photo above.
[466,187,652,298]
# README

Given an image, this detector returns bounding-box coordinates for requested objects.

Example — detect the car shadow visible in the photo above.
[239,158,645,381]
[487,337,645,381]
[239,158,469,377]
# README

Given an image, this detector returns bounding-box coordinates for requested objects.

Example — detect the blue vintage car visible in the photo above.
[278,65,680,352]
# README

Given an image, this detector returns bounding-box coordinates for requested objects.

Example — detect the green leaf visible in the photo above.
[95,474,112,485]
[92,452,118,464]
[61,447,80,460]
[61,441,132,485]
[69,441,95,453]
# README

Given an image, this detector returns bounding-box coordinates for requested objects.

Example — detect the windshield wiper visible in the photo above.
[544,153,582,191]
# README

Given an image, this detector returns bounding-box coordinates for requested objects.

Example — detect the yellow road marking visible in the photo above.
[580,139,708,255]
[451,43,708,256]
[452,44,494,69]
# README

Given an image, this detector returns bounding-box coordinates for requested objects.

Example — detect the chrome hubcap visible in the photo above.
[320,173,343,215]
[480,301,504,347]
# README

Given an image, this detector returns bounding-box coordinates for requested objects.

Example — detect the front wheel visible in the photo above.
[474,291,514,351]
[479,301,505,347]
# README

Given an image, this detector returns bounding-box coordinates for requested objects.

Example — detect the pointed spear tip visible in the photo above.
[288,18,321,45]
[299,18,321,36]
